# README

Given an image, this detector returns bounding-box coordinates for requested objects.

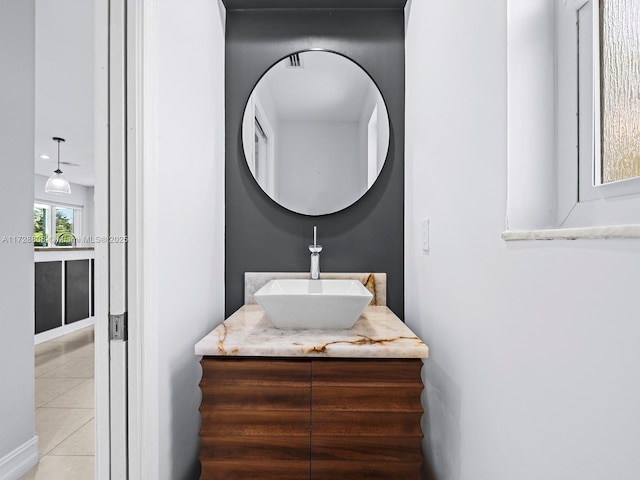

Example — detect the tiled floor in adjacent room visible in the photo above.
[21,326,95,480]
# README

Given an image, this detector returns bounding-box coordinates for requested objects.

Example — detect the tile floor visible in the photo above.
[21,326,95,480]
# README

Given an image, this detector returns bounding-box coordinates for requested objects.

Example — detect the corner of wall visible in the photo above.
[0,437,39,480]
[505,0,557,230]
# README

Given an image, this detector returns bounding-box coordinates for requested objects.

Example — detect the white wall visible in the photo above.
[405,1,640,479]
[153,1,225,478]
[505,0,555,230]
[0,0,38,477]
[277,120,361,215]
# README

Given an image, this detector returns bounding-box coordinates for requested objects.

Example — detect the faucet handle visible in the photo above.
[309,244,323,254]
[309,226,322,253]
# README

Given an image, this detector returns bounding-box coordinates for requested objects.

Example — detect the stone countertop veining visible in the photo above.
[195,305,429,358]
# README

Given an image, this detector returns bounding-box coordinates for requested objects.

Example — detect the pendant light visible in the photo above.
[45,137,71,195]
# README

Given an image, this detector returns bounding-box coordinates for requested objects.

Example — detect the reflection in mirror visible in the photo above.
[242,51,390,216]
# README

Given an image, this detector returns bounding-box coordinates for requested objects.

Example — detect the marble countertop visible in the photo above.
[35,247,96,262]
[195,305,429,358]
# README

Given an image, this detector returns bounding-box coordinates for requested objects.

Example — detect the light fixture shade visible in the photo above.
[45,170,71,194]
[46,136,71,195]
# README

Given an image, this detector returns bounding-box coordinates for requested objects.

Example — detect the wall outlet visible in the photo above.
[421,218,430,252]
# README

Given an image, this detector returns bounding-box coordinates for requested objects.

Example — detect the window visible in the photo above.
[34,202,83,247]
[598,0,640,184]
[557,0,640,228]
[504,0,640,238]
[33,204,51,247]
[55,207,75,245]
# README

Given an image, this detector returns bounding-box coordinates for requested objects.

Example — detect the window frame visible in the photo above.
[33,203,52,246]
[557,0,640,228]
[34,200,84,247]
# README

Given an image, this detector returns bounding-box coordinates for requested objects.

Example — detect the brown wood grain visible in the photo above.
[200,359,313,479]
[311,460,423,480]
[200,409,310,436]
[200,435,310,460]
[309,359,425,478]
[311,358,423,386]
[312,385,423,412]
[201,460,310,480]
[199,357,426,479]
[312,410,423,436]
[202,384,310,411]
[311,435,423,462]
[201,357,311,386]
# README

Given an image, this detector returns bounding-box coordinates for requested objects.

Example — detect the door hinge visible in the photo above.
[109,312,128,341]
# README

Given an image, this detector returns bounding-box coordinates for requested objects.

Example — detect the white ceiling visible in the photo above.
[34,0,95,187]
[263,51,376,122]
[32,20,379,188]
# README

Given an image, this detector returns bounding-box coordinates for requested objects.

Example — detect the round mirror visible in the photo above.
[242,50,390,216]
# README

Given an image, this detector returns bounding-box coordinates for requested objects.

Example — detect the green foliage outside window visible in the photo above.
[55,208,74,246]
[34,206,49,246]
[34,204,77,247]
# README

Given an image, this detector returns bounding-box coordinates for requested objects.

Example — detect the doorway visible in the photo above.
[22,0,126,478]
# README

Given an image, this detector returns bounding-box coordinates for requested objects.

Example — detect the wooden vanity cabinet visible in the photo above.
[199,357,424,480]
[199,358,311,479]
[311,359,424,479]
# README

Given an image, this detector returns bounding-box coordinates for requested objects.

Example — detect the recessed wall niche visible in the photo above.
[223,1,406,318]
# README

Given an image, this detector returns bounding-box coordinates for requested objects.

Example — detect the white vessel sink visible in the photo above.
[254,279,373,329]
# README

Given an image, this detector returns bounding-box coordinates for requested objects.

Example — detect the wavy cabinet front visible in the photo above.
[199,357,424,479]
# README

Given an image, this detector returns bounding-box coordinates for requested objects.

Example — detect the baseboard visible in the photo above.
[35,316,95,345]
[0,436,39,480]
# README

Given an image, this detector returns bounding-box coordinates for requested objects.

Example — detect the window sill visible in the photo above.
[502,224,640,241]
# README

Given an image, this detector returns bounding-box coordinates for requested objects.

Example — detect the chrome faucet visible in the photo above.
[309,226,322,280]
[55,232,77,247]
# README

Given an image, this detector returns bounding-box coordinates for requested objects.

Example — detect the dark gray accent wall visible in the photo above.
[225,8,405,318]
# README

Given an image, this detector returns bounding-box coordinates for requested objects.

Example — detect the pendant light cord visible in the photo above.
[52,137,65,173]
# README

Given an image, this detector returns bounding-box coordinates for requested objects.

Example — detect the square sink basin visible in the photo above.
[254,279,373,329]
